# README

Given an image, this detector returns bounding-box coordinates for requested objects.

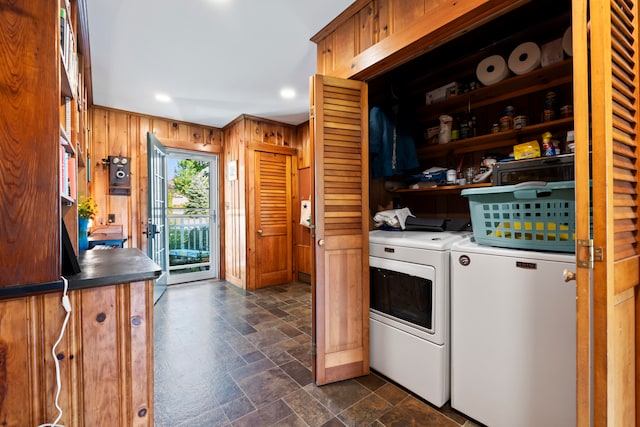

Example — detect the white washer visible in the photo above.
[450,238,576,427]
[369,229,470,407]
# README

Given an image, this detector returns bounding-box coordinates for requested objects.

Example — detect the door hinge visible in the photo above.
[309,106,315,120]
[577,239,603,268]
[311,342,317,356]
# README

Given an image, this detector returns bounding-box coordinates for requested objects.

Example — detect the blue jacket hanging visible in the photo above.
[369,106,419,178]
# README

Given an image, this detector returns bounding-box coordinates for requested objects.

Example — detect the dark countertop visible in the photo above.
[66,248,161,291]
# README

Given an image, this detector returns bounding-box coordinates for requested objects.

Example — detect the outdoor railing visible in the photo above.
[168,214,210,265]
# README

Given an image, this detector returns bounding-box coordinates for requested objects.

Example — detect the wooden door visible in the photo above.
[574,0,640,425]
[254,151,293,288]
[310,74,369,385]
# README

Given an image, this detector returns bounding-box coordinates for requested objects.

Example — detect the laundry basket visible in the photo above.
[461,180,576,252]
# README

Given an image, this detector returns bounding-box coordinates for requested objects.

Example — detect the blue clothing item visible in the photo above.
[369,106,419,178]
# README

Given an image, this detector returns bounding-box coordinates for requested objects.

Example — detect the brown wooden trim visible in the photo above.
[247,142,297,156]
[312,0,533,81]
[347,0,532,80]
[572,2,592,424]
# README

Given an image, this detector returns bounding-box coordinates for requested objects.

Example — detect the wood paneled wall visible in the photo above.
[89,107,311,287]
[222,118,247,287]
[0,280,154,426]
[88,106,223,258]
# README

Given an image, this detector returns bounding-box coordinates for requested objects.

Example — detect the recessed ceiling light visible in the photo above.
[155,93,172,103]
[280,87,296,99]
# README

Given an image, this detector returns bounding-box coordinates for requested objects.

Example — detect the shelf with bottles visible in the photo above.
[417,117,574,158]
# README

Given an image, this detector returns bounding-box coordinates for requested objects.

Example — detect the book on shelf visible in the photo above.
[59,2,76,93]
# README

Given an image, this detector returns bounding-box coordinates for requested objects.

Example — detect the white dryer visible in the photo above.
[369,229,470,407]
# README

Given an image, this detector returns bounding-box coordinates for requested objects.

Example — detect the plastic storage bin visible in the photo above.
[461,181,576,252]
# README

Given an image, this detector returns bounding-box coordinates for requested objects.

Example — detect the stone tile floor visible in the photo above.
[154,280,482,426]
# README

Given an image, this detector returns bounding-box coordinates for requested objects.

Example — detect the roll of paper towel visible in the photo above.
[563,26,573,56]
[476,55,510,86]
[508,42,541,75]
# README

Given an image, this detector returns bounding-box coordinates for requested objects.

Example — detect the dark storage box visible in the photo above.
[493,154,574,186]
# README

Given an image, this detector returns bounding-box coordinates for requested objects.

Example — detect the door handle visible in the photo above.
[145,223,160,239]
[257,229,263,235]
[318,239,325,246]
[563,269,576,282]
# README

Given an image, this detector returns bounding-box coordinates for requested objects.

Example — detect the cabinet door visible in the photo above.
[574,0,640,425]
[310,75,370,385]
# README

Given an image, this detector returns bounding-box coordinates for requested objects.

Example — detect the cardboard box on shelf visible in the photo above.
[425,82,460,105]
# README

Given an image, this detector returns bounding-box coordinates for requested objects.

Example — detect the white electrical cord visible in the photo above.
[38,277,71,427]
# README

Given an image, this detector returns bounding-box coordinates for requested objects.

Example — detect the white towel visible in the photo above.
[373,207,415,230]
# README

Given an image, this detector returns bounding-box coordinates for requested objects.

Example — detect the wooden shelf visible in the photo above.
[417,59,573,122]
[60,52,74,99]
[61,193,74,205]
[393,182,492,194]
[60,124,75,155]
[417,117,574,157]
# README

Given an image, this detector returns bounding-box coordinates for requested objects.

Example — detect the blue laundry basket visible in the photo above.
[461,181,576,252]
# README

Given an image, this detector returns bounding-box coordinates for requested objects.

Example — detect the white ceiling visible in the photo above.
[86,0,354,129]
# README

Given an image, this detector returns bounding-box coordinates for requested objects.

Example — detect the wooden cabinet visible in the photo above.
[0,280,154,426]
[369,3,574,207]
[0,0,88,288]
[312,0,529,81]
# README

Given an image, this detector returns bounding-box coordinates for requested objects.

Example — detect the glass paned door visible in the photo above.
[166,152,219,284]
[147,133,168,303]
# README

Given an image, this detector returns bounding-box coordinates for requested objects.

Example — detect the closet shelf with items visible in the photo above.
[366,1,574,202]
[419,117,575,158]
[415,56,574,161]
[393,182,492,194]
[416,59,573,123]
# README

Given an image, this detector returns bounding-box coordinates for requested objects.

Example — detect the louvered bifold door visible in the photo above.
[579,0,640,425]
[310,75,370,385]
